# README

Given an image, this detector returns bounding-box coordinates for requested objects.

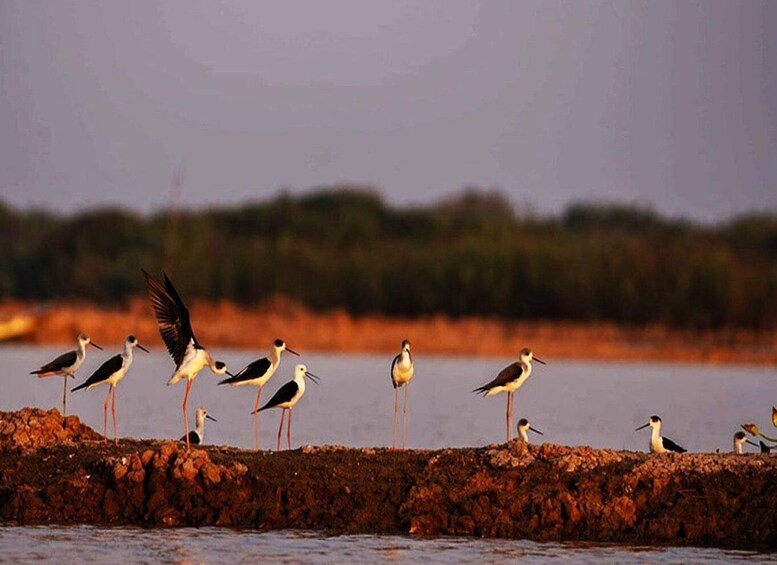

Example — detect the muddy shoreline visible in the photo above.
[3,299,777,365]
[1,408,776,548]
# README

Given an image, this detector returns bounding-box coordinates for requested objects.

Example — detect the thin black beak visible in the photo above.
[137,344,149,353]
[287,347,300,356]
[635,423,650,432]
[90,342,104,351]
[529,426,544,436]
[746,439,759,447]
[305,371,320,384]
[533,356,546,365]
[206,414,217,423]
[225,370,236,378]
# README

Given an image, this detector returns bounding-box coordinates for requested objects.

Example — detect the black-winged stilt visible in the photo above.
[733,431,758,454]
[635,415,687,453]
[390,339,414,449]
[71,335,148,444]
[179,407,217,445]
[30,332,102,416]
[516,418,544,444]
[253,364,319,451]
[218,339,299,449]
[473,348,545,442]
[142,269,233,449]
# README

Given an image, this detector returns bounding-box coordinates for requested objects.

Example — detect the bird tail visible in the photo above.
[472,385,488,395]
[760,441,772,453]
[71,382,88,392]
[217,376,236,386]
[167,373,182,386]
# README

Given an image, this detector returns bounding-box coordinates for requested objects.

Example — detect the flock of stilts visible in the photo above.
[27,270,776,454]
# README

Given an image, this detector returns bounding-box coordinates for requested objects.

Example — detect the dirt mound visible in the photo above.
[0,408,101,452]
[1,409,777,547]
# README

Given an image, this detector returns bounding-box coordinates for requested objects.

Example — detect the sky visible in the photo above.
[1,1,776,221]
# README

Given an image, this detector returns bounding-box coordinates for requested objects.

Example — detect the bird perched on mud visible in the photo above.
[30,332,103,417]
[473,348,545,442]
[218,339,299,449]
[635,415,687,453]
[254,364,320,451]
[72,335,148,444]
[179,407,217,445]
[516,418,544,444]
[142,270,233,449]
[390,339,414,450]
[733,431,758,454]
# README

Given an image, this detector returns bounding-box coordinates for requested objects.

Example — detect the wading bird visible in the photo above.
[218,339,299,449]
[473,348,545,442]
[733,431,758,454]
[179,407,217,445]
[30,333,103,417]
[142,270,232,449]
[72,336,148,444]
[390,339,414,449]
[253,364,320,451]
[635,415,687,453]
[516,418,544,444]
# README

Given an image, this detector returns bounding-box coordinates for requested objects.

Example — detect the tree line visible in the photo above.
[2,187,777,329]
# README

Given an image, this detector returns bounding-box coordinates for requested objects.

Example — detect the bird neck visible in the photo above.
[122,343,134,360]
[76,342,87,360]
[398,349,412,368]
[518,427,529,442]
[270,348,282,366]
[195,415,206,436]
[651,425,661,442]
[734,440,743,454]
[295,373,306,392]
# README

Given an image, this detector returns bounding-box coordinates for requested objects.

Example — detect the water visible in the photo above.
[0,526,773,564]
[2,345,776,561]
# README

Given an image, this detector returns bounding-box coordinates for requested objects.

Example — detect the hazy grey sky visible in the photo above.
[1,1,775,220]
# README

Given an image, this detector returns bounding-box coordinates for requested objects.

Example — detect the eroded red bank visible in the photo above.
[1,408,776,548]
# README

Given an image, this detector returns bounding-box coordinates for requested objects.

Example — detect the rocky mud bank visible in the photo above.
[1,408,776,548]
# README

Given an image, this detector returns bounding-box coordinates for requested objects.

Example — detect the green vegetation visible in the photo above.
[3,187,777,329]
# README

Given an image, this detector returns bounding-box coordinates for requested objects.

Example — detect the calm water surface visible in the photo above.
[2,346,776,561]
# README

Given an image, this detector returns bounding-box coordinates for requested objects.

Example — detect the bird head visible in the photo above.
[274,339,299,356]
[126,335,149,352]
[79,333,103,350]
[295,364,320,384]
[520,348,545,365]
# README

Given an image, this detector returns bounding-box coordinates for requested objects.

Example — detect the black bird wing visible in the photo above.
[257,380,299,412]
[143,270,198,367]
[31,350,77,375]
[219,357,271,385]
[473,362,523,394]
[662,436,687,453]
[179,430,201,444]
[72,354,122,391]
[390,354,401,389]
[760,441,773,453]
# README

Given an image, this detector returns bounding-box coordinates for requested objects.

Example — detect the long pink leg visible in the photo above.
[402,383,409,450]
[182,379,193,450]
[103,386,111,441]
[62,376,68,417]
[392,387,399,449]
[276,409,285,451]
[111,385,118,445]
[253,387,262,450]
[287,408,292,450]
[505,393,511,442]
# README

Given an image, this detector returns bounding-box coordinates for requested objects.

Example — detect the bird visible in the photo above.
[760,441,776,453]
[733,431,758,454]
[253,364,320,451]
[71,335,148,444]
[516,418,544,444]
[390,339,414,449]
[473,348,545,442]
[217,339,299,449]
[635,415,687,453]
[30,333,103,417]
[179,407,217,445]
[142,269,233,449]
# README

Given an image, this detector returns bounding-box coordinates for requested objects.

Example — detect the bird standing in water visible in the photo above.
[72,335,148,444]
[143,270,232,449]
[218,339,299,449]
[30,333,103,416]
[390,339,414,449]
[473,348,545,442]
